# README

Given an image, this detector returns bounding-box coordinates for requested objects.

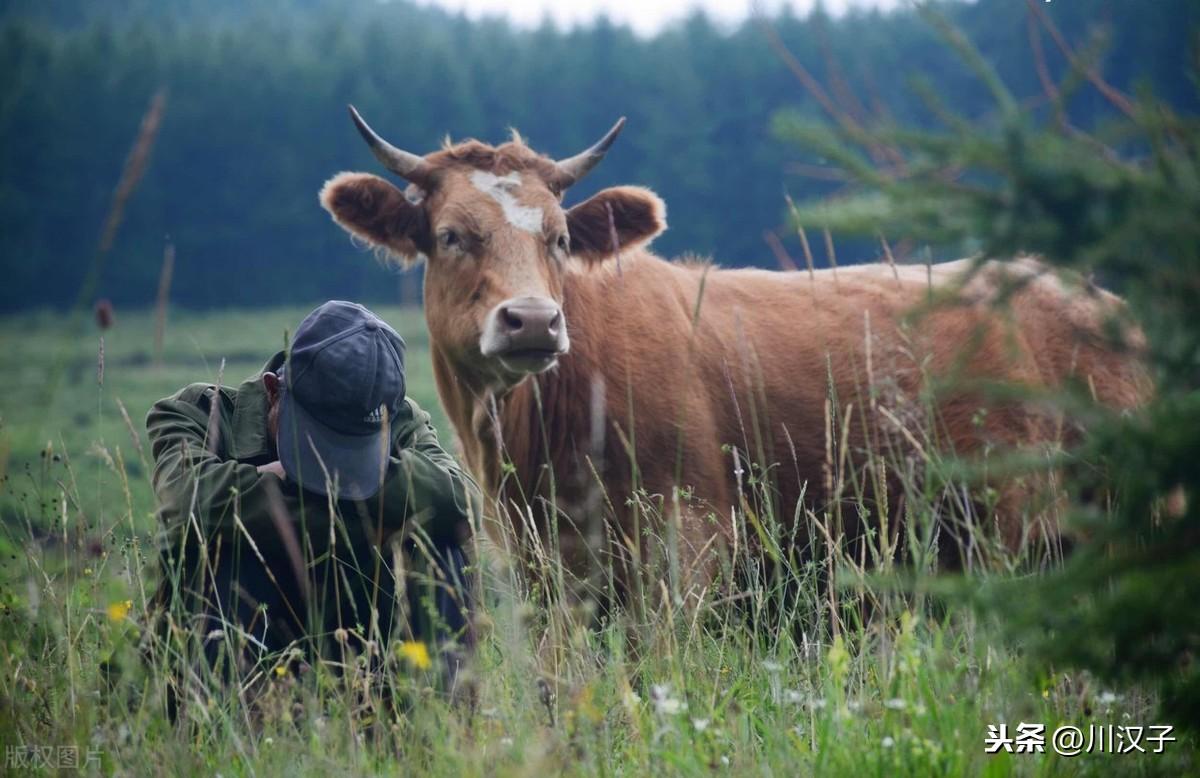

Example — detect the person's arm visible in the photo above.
[376,398,482,544]
[147,385,294,540]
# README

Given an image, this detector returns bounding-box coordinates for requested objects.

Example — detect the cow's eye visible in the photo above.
[556,234,569,253]
[439,229,460,250]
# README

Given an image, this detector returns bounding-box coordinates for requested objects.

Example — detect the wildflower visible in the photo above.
[398,640,432,670]
[827,636,850,684]
[576,683,603,723]
[720,755,730,766]
[1098,691,1119,706]
[656,697,687,715]
[884,698,906,710]
[500,737,514,747]
[106,599,132,622]
[650,683,687,715]
[882,736,895,748]
[274,665,288,678]
[692,718,710,732]
[784,689,804,704]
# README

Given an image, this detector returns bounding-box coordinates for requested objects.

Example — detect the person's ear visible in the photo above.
[319,172,431,266]
[262,371,280,403]
[566,186,667,264]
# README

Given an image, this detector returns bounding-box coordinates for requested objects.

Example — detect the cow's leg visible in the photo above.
[989,463,1069,564]
[935,398,1069,569]
[670,501,724,610]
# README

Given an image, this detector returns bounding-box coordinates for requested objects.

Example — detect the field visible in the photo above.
[0,305,441,528]
[0,305,1194,776]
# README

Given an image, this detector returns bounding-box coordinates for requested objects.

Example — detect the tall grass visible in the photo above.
[0,306,1191,776]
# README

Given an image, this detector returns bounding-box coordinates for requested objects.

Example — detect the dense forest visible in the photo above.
[0,0,1195,311]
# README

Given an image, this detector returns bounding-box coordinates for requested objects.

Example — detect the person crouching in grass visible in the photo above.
[145,300,480,714]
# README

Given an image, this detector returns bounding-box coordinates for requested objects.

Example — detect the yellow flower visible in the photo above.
[827,635,850,684]
[575,682,602,723]
[106,599,132,622]
[397,640,432,670]
[274,664,288,678]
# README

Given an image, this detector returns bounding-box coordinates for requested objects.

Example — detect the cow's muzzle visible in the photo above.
[480,296,569,374]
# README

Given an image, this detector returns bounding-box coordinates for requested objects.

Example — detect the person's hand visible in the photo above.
[257,461,286,479]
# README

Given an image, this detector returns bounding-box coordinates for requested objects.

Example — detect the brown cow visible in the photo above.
[319,109,1149,609]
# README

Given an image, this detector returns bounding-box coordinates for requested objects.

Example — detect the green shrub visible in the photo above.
[778,6,1200,732]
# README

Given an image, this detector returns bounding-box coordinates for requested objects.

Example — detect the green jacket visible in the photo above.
[146,352,480,556]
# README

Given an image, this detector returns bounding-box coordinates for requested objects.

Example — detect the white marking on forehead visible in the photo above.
[469,170,544,234]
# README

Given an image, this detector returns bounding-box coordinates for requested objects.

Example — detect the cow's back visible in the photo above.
[559,253,1148,564]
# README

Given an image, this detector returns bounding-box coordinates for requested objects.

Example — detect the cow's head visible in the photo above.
[320,107,666,387]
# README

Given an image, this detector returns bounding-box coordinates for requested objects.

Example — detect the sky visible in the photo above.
[419,0,906,37]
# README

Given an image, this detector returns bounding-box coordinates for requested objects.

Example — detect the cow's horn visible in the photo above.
[553,117,626,190]
[347,105,434,187]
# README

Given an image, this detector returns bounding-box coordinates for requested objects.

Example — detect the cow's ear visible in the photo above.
[319,172,430,266]
[566,186,667,263]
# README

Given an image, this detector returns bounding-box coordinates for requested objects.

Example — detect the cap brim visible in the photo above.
[276,391,390,500]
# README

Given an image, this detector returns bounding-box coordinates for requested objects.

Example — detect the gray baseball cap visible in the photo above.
[276,301,406,500]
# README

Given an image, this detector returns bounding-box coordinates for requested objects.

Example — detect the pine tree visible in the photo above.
[778,5,1200,731]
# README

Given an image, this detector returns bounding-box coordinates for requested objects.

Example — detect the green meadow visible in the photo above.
[0,305,1193,776]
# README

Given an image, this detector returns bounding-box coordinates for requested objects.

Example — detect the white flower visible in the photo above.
[884,698,906,710]
[784,689,804,704]
[500,737,514,747]
[882,736,895,748]
[649,683,687,715]
[809,699,828,711]
[655,697,687,715]
[692,718,710,732]
[1098,691,1119,705]
[720,755,730,766]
